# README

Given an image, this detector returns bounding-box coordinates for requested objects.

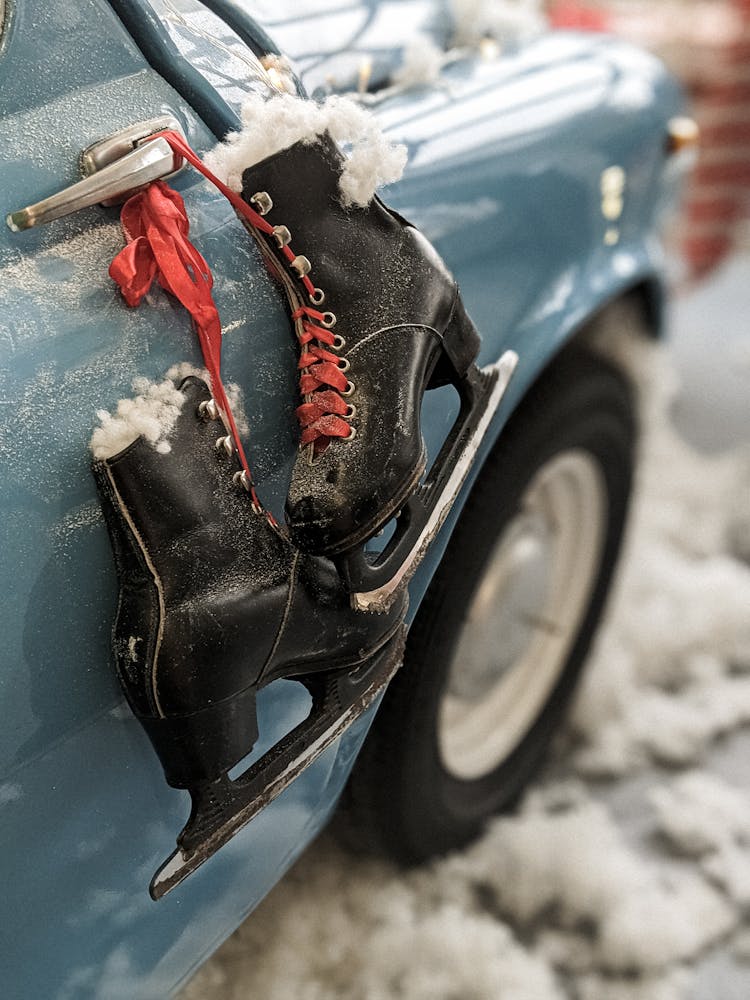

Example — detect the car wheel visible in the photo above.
[336,347,636,863]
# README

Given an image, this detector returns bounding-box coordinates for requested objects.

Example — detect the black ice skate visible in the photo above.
[92,376,406,900]
[238,134,518,608]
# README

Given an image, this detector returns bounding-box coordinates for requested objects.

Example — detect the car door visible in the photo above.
[0,3,377,997]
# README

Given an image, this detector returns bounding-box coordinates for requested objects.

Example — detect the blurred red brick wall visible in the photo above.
[548,0,750,281]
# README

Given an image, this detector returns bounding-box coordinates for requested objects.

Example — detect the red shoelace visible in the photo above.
[110,129,351,475]
[292,305,352,449]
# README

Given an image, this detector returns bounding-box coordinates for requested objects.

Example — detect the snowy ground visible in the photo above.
[182,258,750,1000]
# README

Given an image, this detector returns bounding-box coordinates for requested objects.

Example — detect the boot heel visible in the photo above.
[430,294,482,387]
[139,685,259,789]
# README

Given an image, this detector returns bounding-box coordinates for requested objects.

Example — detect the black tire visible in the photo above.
[335,347,636,863]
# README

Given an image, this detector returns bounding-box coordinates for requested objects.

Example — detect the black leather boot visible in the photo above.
[92,375,406,898]
[239,134,484,556]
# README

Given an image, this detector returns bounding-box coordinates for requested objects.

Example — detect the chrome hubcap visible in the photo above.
[437,449,607,780]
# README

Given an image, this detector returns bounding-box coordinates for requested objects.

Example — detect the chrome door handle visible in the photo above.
[7,118,185,232]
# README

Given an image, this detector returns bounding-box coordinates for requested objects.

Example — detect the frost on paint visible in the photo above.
[204,94,407,208]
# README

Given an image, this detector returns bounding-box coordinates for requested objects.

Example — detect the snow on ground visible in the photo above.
[182,299,750,999]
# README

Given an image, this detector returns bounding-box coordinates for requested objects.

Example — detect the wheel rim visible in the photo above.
[437,449,607,781]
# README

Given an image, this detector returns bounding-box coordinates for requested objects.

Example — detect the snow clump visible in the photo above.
[392,37,447,88]
[90,376,186,460]
[450,0,547,47]
[89,365,250,459]
[204,93,407,208]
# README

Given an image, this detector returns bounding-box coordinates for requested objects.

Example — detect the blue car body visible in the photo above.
[0,2,683,996]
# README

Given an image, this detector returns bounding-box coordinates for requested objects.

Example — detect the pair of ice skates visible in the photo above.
[93,131,516,898]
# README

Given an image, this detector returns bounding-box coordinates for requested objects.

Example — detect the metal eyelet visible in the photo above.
[233,469,251,492]
[321,311,337,329]
[272,225,291,247]
[337,357,350,373]
[342,380,355,397]
[291,254,311,278]
[215,435,234,457]
[251,500,264,516]
[345,403,357,419]
[250,191,273,215]
[345,425,357,440]
[198,398,220,421]
[309,287,325,305]
[332,334,346,350]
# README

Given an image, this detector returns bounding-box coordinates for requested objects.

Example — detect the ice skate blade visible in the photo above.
[340,351,518,614]
[150,627,406,900]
